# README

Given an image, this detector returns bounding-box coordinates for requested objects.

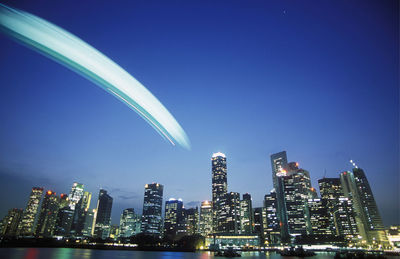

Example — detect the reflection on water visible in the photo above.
[0,248,353,259]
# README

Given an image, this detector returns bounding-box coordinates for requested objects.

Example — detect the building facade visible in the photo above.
[94,189,113,239]
[141,183,163,236]
[35,190,60,237]
[17,187,44,236]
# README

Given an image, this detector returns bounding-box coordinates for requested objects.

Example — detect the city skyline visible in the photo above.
[0,0,398,230]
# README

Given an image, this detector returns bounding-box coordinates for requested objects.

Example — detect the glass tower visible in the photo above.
[141,183,163,237]
[35,190,60,237]
[94,189,113,239]
[211,152,227,233]
[17,187,44,236]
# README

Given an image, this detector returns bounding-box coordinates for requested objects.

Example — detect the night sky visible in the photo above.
[0,1,398,226]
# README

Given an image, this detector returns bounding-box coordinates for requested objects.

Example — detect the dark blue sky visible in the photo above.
[0,1,398,225]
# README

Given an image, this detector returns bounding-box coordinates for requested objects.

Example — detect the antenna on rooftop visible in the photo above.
[349,159,358,169]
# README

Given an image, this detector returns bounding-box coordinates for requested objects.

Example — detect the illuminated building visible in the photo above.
[270,151,289,241]
[253,207,268,242]
[0,208,23,237]
[386,226,400,249]
[71,191,92,236]
[82,209,96,237]
[36,190,60,237]
[240,193,253,234]
[68,182,84,210]
[280,162,313,238]
[199,200,213,236]
[93,189,113,239]
[119,208,141,238]
[332,197,359,241]
[307,198,331,235]
[109,224,119,239]
[54,194,74,236]
[221,192,241,234]
[17,187,44,236]
[163,198,183,239]
[264,191,281,245]
[184,207,199,235]
[205,233,260,249]
[212,152,227,233]
[341,169,389,247]
[141,183,163,236]
[318,178,342,235]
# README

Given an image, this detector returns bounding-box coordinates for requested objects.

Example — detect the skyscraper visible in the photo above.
[222,192,241,234]
[71,191,92,236]
[341,168,389,247]
[270,151,288,190]
[68,182,84,210]
[240,193,253,234]
[17,187,44,236]
[307,198,331,235]
[163,198,183,239]
[141,183,163,236]
[264,191,281,245]
[94,189,113,239]
[36,190,60,237]
[212,152,227,233]
[119,208,141,238]
[199,200,213,236]
[54,193,74,237]
[184,207,199,236]
[0,208,23,237]
[82,209,96,237]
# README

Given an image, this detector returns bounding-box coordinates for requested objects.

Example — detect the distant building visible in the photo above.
[17,187,43,236]
[119,208,141,238]
[341,169,389,247]
[82,209,96,237]
[0,208,23,237]
[253,207,267,242]
[164,198,183,239]
[222,192,241,234]
[69,182,84,210]
[54,193,74,237]
[184,207,199,236]
[141,183,163,236]
[94,189,113,239]
[212,152,227,233]
[71,191,92,236]
[199,200,213,236]
[307,198,331,235]
[36,190,60,237]
[240,193,253,234]
[109,224,119,239]
[264,191,280,245]
[386,225,400,249]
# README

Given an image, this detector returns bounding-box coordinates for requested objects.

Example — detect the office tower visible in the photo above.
[341,168,388,246]
[82,209,96,237]
[264,191,281,245]
[94,189,113,239]
[211,152,227,233]
[279,162,314,238]
[221,192,241,234]
[0,208,23,237]
[199,200,213,236]
[240,193,253,234]
[163,198,183,239]
[119,208,141,238]
[184,207,199,235]
[69,182,84,210]
[270,151,289,241]
[141,183,163,236]
[36,190,60,237]
[54,193,74,236]
[307,198,331,235]
[253,207,268,241]
[71,191,92,236]
[270,151,288,190]
[17,187,44,236]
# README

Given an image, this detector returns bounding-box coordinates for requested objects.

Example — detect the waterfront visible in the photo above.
[0,248,399,259]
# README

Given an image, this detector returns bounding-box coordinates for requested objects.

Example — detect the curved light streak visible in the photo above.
[0,3,190,149]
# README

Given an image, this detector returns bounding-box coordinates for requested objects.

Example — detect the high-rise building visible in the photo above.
[93,189,113,239]
[0,208,23,237]
[119,208,141,238]
[307,198,331,235]
[36,190,60,237]
[141,183,163,236]
[71,191,92,236]
[54,194,74,237]
[270,151,289,241]
[264,191,281,245]
[184,207,199,236]
[68,182,84,210]
[253,207,268,242]
[17,187,44,236]
[240,193,253,234]
[82,209,96,237]
[221,192,241,234]
[341,168,389,247]
[199,200,213,236]
[212,152,227,233]
[163,198,183,239]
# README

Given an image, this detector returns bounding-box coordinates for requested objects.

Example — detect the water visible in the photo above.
[0,248,398,259]
[0,248,333,259]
